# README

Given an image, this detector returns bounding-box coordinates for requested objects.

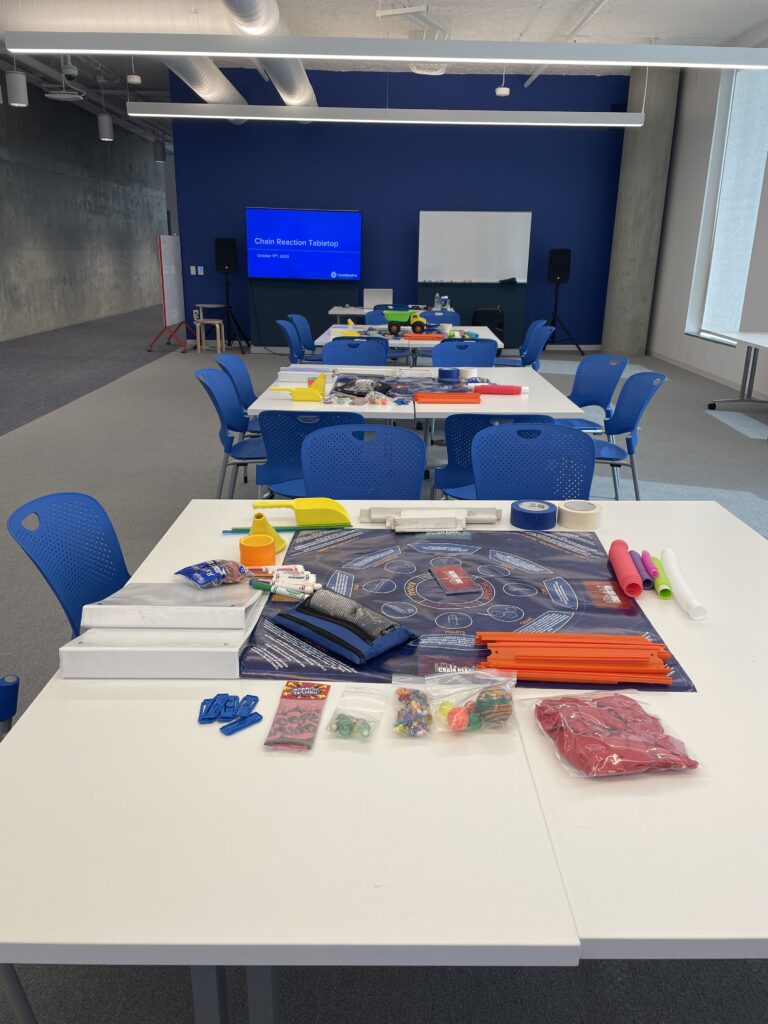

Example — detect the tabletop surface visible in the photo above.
[248,365,581,420]
[328,306,370,316]
[316,324,504,350]
[2,501,767,965]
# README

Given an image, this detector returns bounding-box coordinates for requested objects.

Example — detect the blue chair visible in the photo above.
[365,310,388,325]
[196,369,266,498]
[423,310,460,326]
[276,318,304,363]
[495,321,553,371]
[7,493,129,637]
[214,353,260,434]
[256,410,365,497]
[472,423,595,500]
[322,337,388,365]
[302,425,427,499]
[435,414,554,499]
[288,313,322,360]
[593,371,666,500]
[554,353,629,431]
[431,339,497,367]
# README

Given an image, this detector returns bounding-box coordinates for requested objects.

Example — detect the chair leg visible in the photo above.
[227,462,239,499]
[215,454,229,499]
[0,965,39,1024]
[611,464,622,501]
[629,453,641,500]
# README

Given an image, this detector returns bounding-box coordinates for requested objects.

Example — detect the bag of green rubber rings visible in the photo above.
[326,685,389,741]
[426,670,517,735]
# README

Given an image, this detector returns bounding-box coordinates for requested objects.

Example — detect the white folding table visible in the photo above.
[315,324,503,365]
[2,500,767,1024]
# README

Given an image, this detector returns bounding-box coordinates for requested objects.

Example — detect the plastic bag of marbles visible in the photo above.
[426,671,516,734]
[327,685,390,741]
[392,683,434,738]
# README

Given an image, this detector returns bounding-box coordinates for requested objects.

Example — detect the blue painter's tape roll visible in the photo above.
[0,675,20,722]
[510,500,558,531]
[438,367,459,382]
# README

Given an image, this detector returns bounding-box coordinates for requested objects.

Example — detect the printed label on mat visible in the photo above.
[343,546,401,569]
[544,577,579,610]
[515,611,574,632]
[489,549,548,574]
[407,541,482,555]
[584,580,633,610]
[327,570,354,596]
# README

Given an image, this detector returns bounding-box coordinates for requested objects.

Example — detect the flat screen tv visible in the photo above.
[246,207,362,280]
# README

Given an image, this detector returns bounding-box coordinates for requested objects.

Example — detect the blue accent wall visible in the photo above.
[173,70,628,347]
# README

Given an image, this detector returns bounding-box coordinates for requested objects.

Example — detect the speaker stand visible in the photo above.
[222,272,249,354]
[547,282,585,357]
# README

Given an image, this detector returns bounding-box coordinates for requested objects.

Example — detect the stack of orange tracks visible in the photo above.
[475,632,674,686]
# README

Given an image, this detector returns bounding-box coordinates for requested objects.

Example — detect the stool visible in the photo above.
[196,319,225,353]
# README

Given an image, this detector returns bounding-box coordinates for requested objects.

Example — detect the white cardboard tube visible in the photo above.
[660,548,706,621]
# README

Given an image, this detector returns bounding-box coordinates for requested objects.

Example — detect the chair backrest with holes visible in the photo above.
[365,310,388,324]
[256,410,365,486]
[301,425,426,499]
[603,372,666,454]
[287,314,315,353]
[443,414,554,475]
[472,423,595,500]
[196,369,247,454]
[7,493,129,637]
[322,337,388,365]
[568,354,629,412]
[214,353,256,409]
[431,339,497,367]
[519,322,554,370]
[275,319,304,362]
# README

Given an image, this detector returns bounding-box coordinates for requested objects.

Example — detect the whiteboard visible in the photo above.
[418,211,532,284]
[158,234,185,326]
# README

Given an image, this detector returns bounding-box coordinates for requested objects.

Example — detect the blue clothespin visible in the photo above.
[218,694,241,722]
[220,711,264,735]
[199,693,229,723]
[236,694,259,717]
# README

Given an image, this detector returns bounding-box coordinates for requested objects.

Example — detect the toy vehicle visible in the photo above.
[383,309,429,336]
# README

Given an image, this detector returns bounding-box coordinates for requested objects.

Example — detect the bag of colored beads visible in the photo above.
[327,685,389,741]
[426,671,516,734]
[392,684,433,738]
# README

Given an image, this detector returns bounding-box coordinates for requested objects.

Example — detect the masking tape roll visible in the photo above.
[511,500,557,531]
[556,500,602,530]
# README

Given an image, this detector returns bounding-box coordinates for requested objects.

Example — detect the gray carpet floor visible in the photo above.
[0,305,176,436]
[1,310,767,1023]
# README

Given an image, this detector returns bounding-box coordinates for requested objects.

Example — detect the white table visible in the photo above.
[316,324,503,365]
[701,330,768,413]
[3,500,767,1024]
[328,305,370,322]
[248,365,582,423]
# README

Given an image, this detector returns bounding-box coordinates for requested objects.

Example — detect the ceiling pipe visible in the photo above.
[524,0,611,88]
[221,0,317,107]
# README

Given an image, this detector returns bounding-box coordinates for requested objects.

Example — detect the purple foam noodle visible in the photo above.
[630,550,654,590]
[641,550,660,579]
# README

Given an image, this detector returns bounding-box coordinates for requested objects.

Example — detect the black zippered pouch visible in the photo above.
[272,589,415,666]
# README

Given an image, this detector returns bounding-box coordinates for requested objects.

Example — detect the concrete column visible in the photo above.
[602,68,680,355]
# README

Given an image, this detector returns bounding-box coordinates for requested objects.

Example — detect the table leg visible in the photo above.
[246,966,278,1024]
[708,345,768,411]
[0,964,38,1024]
[190,966,228,1024]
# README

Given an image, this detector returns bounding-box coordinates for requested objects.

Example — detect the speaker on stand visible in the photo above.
[214,237,248,354]
[546,248,584,357]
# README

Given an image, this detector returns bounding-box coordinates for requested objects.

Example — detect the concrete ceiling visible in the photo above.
[2,0,768,79]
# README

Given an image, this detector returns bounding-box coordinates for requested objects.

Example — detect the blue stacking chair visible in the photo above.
[322,337,388,365]
[423,310,461,326]
[214,353,260,435]
[431,339,497,367]
[472,423,595,500]
[302,425,427,499]
[365,310,388,325]
[7,493,129,637]
[593,371,666,500]
[276,319,321,363]
[256,410,365,497]
[196,369,267,498]
[495,321,553,370]
[435,414,554,499]
[288,313,322,360]
[554,353,629,430]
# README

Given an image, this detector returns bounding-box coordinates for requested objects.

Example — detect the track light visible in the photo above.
[153,139,166,162]
[98,112,114,141]
[495,71,510,98]
[5,69,29,107]
[127,55,142,86]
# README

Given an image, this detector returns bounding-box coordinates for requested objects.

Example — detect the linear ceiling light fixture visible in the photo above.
[7,32,768,70]
[126,101,644,128]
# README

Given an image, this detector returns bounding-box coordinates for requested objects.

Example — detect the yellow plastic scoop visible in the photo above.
[268,373,327,402]
[251,497,352,528]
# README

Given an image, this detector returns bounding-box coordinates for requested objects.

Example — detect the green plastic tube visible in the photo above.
[651,557,673,599]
